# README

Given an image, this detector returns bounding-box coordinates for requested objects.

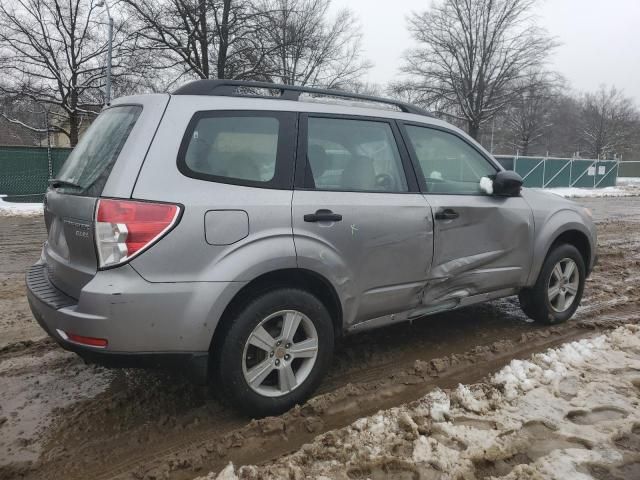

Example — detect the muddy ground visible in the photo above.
[206,325,640,479]
[0,197,639,480]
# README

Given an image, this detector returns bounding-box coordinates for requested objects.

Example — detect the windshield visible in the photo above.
[55,105,142,196]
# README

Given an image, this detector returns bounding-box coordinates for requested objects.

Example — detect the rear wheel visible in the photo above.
[519,243,586,324]
[217,288,334,417]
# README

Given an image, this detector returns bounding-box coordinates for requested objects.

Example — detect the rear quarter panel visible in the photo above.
[130,96,297,283]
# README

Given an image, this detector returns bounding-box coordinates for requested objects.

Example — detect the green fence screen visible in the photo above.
[494,156,619,189]
[0,146,71,201]
[618,161,640,178]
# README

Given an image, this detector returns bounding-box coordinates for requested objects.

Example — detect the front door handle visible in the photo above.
[304,209,342,222]
[435,208,459,221]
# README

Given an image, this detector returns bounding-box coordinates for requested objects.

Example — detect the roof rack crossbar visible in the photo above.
[172,80,432,117]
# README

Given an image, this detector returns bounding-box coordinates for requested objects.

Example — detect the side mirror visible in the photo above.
[492,170,523,197]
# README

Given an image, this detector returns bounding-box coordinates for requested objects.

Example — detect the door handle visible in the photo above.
[435,208,459,220]
[304,209,342,222]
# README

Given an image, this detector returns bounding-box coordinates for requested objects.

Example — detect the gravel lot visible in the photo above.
[0,196,639,480]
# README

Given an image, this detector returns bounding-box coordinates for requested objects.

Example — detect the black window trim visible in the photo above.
[397,121,503,196]
[177,110,297,190]
[294,112,421,194]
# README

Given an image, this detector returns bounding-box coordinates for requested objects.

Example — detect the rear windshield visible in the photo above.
[55,105,142,196]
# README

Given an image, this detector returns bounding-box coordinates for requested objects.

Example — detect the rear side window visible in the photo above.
[178,111,295,188]
[55,105,142,196]
[305,117,408,193]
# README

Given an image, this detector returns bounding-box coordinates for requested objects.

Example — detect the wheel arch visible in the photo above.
[209,268,344,360]
[527,208,595,286]
[549,229,592,271]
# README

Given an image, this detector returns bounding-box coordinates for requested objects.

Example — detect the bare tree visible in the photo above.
[0,93,50,145]
[401,0,556,139]
[504,72,559,155]
[347,81,382,97]
[122,0,274,85]
[579,86,638,159]
[258,0,371,88]
[540,94,582,158]
[0,0,129,146]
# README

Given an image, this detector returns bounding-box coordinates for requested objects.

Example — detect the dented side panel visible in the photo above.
[292,190,433,328]
[421,194,534,306]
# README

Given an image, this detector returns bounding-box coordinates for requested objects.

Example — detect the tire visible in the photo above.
[519,243,586,324]
[216,288,334,417]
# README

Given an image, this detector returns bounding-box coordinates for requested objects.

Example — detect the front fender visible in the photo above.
[527,208,594,286]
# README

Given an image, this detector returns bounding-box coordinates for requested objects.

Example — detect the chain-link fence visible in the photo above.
[0,146,71,202]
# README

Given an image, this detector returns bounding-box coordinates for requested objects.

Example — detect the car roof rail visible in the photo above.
[172,80,433,117]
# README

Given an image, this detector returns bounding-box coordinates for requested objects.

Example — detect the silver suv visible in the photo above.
[27,81,597,416]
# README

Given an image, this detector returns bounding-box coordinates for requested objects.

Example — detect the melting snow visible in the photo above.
[204,325,640,479]
[0,196,43,216]
[540,186,635,198]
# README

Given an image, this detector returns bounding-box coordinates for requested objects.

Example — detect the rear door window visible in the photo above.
[55,105,142,196]
[305,117,408,192]
[178,111,295,189]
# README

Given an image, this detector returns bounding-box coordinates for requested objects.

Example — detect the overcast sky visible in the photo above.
[331,0,640,103]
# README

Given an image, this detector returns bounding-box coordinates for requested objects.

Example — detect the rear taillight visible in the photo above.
[95,199,180,268]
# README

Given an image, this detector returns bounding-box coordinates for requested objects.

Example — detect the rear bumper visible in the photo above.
[29,301,209,382]
[26,262,244,381]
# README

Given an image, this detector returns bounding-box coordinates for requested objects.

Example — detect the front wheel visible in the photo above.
[519,243,586,324]
[217,288,334,417]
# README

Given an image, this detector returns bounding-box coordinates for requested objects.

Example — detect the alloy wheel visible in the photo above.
[547,257,580,313]
[241,310,319,397]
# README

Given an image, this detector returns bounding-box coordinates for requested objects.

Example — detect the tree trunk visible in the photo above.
[467,121,480,140]
[197,0,209,78]
[217,0,231,79]
[69,88,79,147]
[69,112,79,147]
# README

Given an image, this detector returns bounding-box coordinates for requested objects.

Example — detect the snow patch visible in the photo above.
[617,176,640,186]
[426,388,450,422]
[479,176,494,195]
[0,196,43,217]
[493,336,602,400]
[451,384,489,413]
[216,463,237,480]
[539,186,633,198]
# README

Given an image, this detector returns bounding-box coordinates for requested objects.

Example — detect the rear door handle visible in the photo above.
[435,208,459,220]
[304,209,342,222]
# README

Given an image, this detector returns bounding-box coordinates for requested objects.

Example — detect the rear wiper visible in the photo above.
[48,179,83,190]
